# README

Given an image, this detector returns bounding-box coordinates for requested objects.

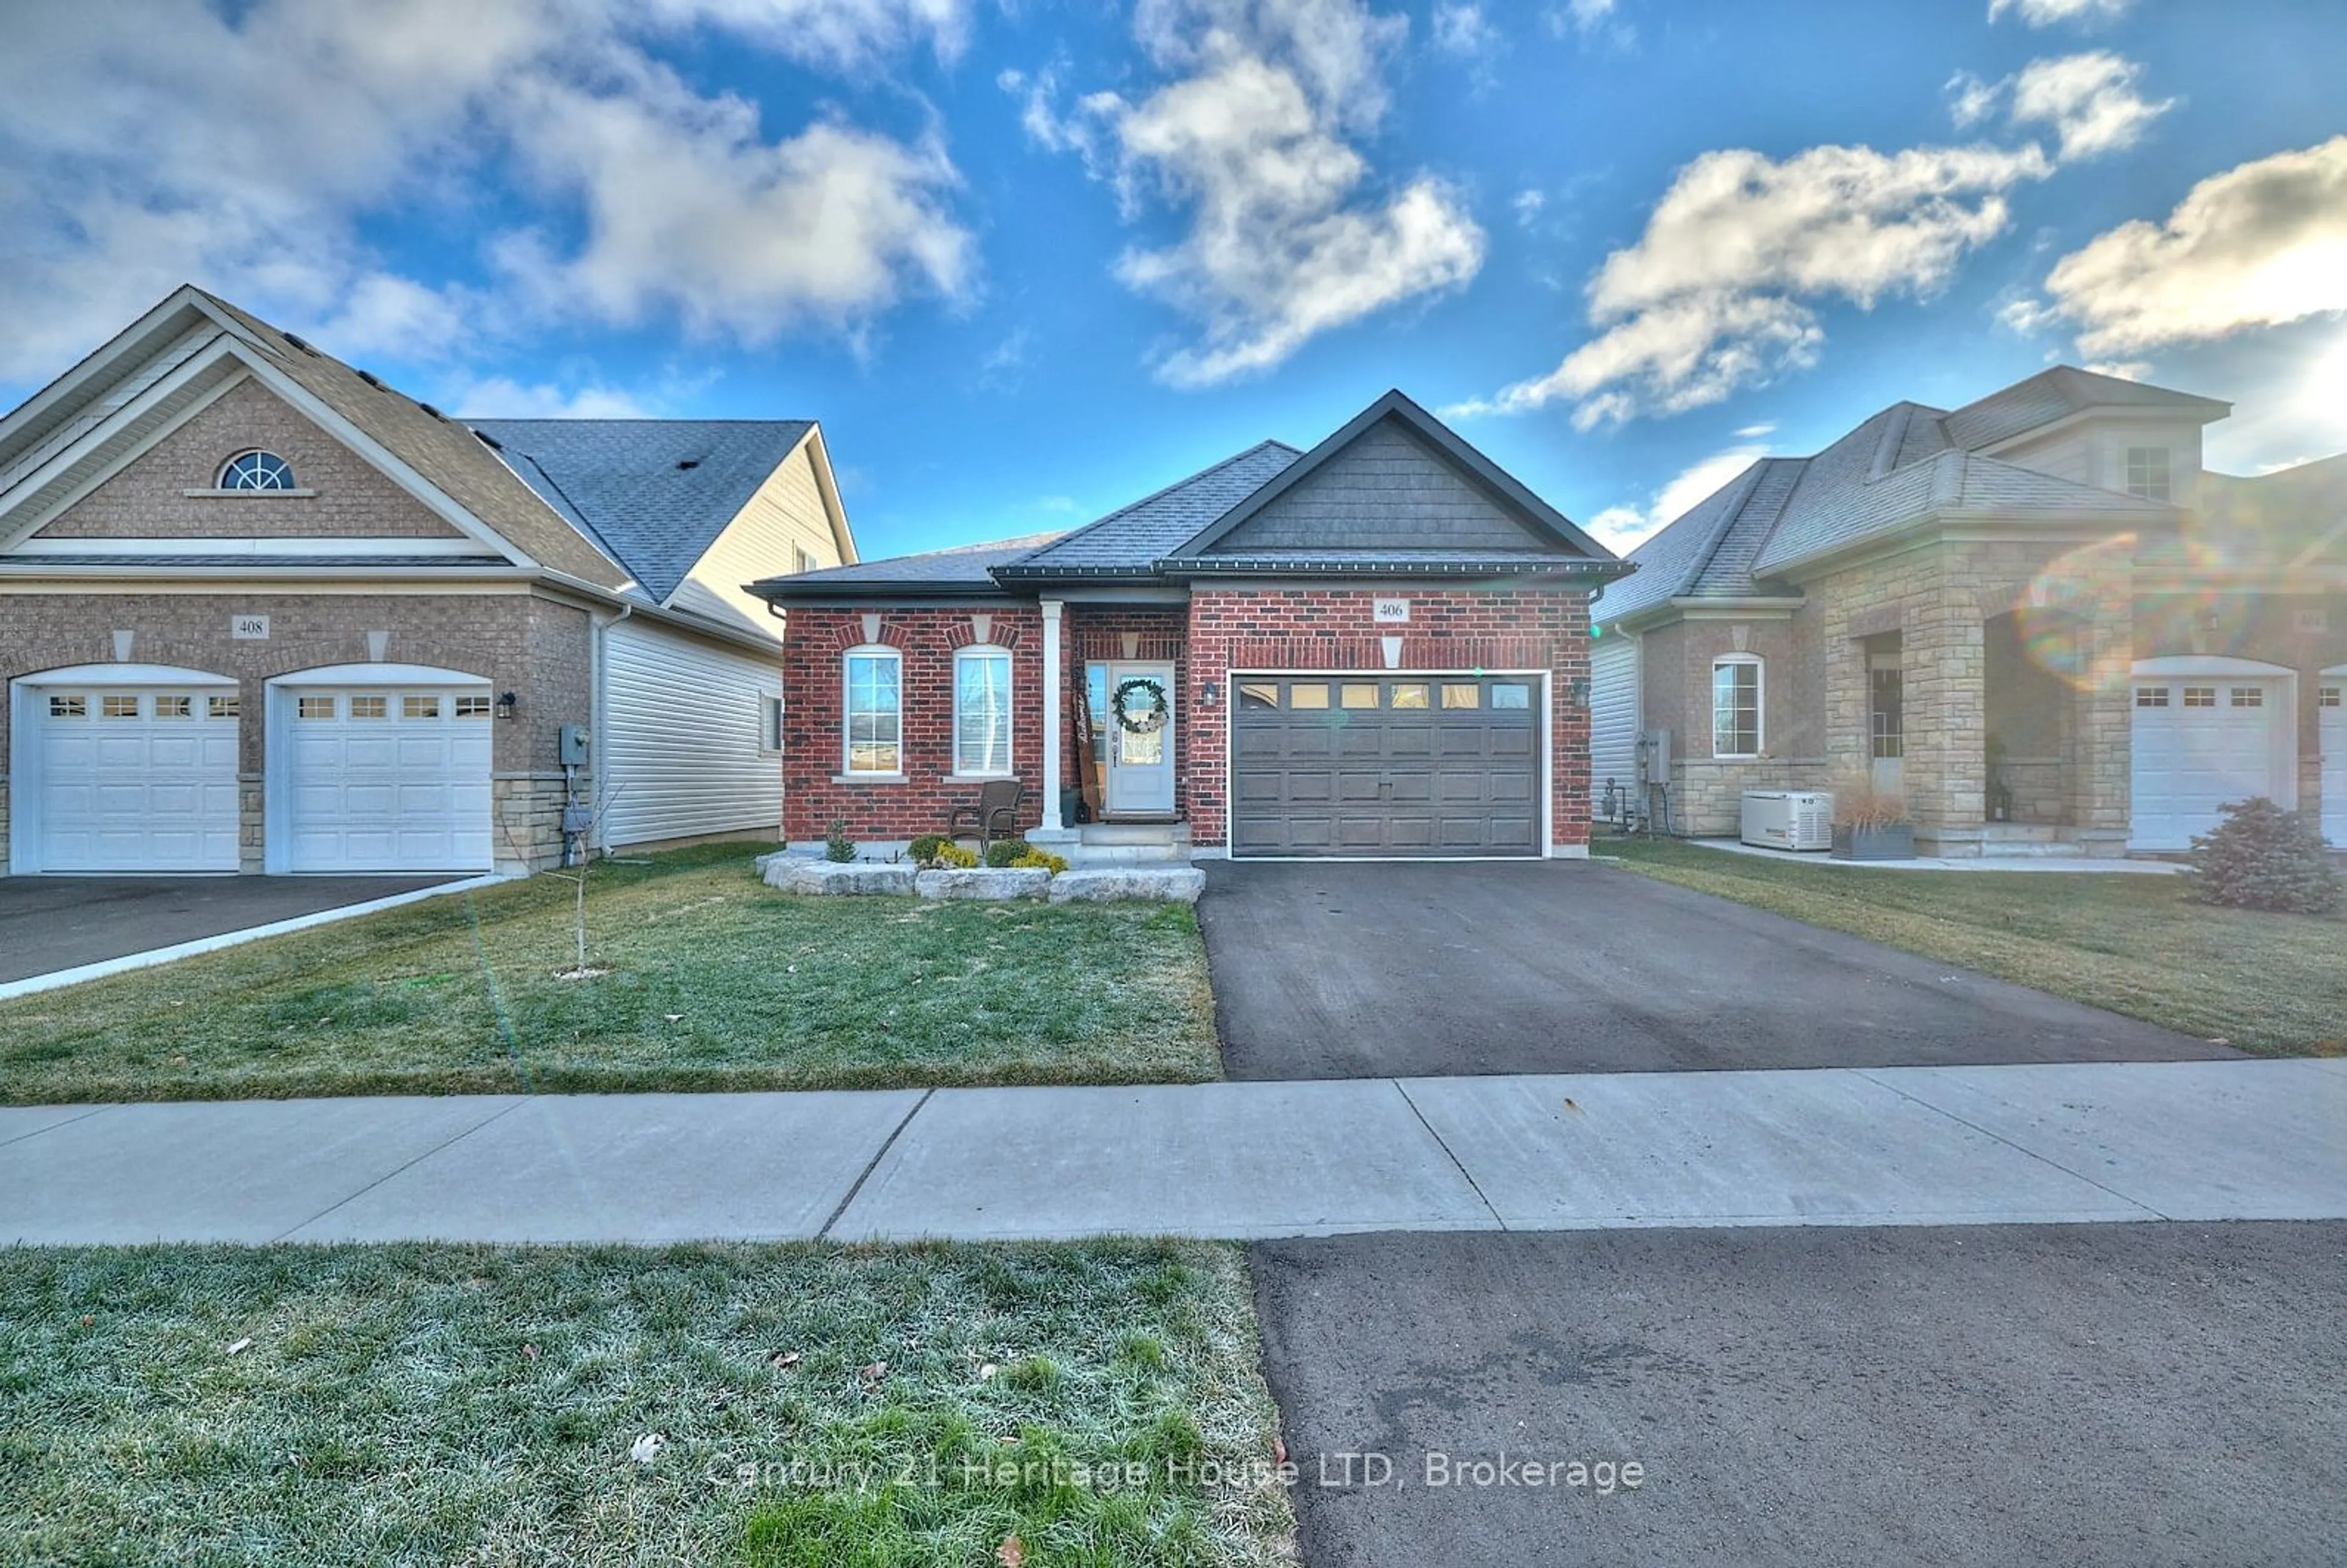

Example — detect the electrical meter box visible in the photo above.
[558,725,590,766]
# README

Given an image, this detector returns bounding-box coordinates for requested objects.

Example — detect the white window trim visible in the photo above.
[841,644,903,777]
[1711,654,1764,760]
[758,694,785,754]
[2123,444,2172,502]
[952,644,1015,779]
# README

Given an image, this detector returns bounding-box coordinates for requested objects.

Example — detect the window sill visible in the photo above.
[181,488,318,499]
[833,772,906,785]
[941,772,1017,783]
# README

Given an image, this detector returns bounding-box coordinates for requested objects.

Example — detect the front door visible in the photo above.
[1099,662,1177,816]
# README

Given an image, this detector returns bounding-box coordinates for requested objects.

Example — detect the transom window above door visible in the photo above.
[218,450,296,491]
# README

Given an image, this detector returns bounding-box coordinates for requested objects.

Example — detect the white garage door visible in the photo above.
[29,683,240,872]
[282,687,493,872]
[2323,676,2344,849]
[2130,678,2282,851]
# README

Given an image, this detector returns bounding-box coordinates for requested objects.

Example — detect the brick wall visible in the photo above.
[779,604,1046,845]
[1183,584,1596,851]
[0,587,592,873]
[39,379,464,540]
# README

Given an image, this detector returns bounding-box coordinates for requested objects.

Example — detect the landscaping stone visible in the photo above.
[765,859,916,895]
[914,868,1051,901]
[1047,867,1205,904]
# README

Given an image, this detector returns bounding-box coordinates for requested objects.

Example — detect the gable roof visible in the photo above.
[470,418,814,601]
[1166,390,1615,563]
[1596,370,2201,628]
[188,291,631,588]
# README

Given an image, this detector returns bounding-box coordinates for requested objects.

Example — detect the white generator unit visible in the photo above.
[1741,790,1833,851]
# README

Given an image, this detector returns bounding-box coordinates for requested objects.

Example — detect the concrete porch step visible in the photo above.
[1982,823,2068,843]
[1065,820,1192,866]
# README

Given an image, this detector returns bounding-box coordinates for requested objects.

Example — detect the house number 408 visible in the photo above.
[231,615,270,640]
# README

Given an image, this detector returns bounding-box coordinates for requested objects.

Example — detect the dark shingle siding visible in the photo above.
[1205,421,1542,553]
[466,418,813,601]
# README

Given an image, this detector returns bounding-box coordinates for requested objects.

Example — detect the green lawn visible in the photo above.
[0,1240,1292,1567]
[0,847,1221,1104]
[1598,838,2347,1057]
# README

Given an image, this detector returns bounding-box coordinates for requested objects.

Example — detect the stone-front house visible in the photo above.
[1,287,854,876]
[1590,365,2347,856]
[751,392,1629,861]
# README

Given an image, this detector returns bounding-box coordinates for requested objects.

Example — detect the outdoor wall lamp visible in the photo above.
[1570,676,1590,706]
[497,691,518,721]
[1201,681,1221,707]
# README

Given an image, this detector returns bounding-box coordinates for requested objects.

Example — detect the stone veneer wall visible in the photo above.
[1182,584,1596,851]
[0,588,592,873]
[779,604,1046,845]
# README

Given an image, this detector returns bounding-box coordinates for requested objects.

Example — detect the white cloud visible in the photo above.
[1432,2,1499,56]
[1732,422,1775,439]
[1456,141,2050,426]
[1022,0,1486,386]
[2008,51,2172,161]
[1989,0,2132,26]
[447,375,655,418]
[2039,136,2347,356]
[1586,443,1767,551]
[1551,0,1617,32]
[1513,189,1546,225]
[0,0,975,387]
[1944,70,2002,130]
[498,74,971,340]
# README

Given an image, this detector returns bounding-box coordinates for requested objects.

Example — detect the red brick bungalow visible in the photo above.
[748,392,1631,860]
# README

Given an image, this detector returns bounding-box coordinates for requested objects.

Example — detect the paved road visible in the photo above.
[1251,1222,2347,1567]
[0,873,460,983]
[9,1059,2346,1245]
[1199,860,2228,1079]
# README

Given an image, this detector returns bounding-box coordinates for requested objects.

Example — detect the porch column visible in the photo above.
[1039,598,1065,832]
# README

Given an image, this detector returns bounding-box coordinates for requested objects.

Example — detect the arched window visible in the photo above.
[954,645,1013,776]
[842,647,902,775]
[219,450,296,491]
[1711,654,1763,758]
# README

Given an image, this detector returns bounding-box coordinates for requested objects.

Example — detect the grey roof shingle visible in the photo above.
[1598,369,2198,626]
[1001,441,1304,574]
[468,418,814,602]
[1941,365,2228,450]
[752,533,1065,594]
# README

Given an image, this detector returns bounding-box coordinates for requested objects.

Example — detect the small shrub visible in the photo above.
[906,833,952,867]
[823,820,856,864]
[933,843,980,869]
[1829,771,1910,829]
[983,838,1034,869]
[1010,848,1069,874]
[2184,797,2339,914]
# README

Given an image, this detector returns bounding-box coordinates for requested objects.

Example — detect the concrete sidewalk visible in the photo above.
[4,1058,2343,1247]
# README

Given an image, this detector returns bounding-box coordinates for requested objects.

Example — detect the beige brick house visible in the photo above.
[1,287,854,876]
[1591,365,2347,857]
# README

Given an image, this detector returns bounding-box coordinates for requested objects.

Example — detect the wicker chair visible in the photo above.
[947,780,1026,851]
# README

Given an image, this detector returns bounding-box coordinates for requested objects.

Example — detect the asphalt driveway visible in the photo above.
[1252,1222,2347,1567]
[0,874,464,984]
[1199,860,2230,1077]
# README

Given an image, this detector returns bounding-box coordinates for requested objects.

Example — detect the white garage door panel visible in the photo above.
[2130,680,2282,851]
[34,691,240,872]
[282,691,492,873]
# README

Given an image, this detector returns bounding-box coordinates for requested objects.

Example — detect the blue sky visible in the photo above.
[4,0,2345,561]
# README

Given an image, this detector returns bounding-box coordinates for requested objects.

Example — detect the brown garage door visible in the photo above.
[1229,674,1541,857]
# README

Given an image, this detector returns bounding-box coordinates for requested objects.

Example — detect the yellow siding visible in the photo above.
[667,441,845,637]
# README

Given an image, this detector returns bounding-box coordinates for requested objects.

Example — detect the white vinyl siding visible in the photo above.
[601,619,784,848]
[1589,632,1640,805]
